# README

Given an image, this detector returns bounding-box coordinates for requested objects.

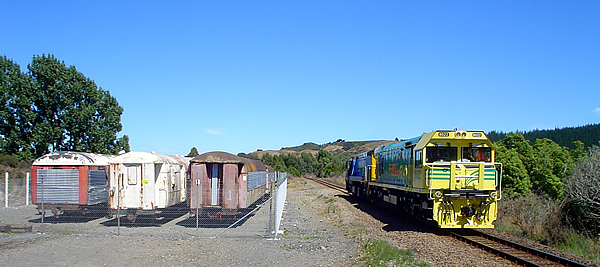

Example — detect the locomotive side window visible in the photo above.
[425,147,457,163]
[461,147,492,162]
[415,150,423,168]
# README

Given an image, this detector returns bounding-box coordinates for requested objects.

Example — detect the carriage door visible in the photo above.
[124,164,142,208]
[211,164,219,205]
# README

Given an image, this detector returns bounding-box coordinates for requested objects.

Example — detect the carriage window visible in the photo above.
[461,147,492,162]
[426,147,457,163]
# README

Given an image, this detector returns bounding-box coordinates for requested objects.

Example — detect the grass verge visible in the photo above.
[360,239,428,267]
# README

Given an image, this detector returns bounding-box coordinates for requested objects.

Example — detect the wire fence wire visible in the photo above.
[6,170,288,239]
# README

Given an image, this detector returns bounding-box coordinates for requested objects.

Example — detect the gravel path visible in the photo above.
[1,177,595,266]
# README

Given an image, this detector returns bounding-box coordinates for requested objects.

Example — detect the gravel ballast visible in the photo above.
[1,177,596,266]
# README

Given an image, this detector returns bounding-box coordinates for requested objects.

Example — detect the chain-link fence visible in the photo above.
[1,172,31,208]
[5,170,288,239]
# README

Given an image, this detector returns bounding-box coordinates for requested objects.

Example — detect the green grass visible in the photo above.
[361,239,428,267]
[554,232,600,261]
[495,216,600,262]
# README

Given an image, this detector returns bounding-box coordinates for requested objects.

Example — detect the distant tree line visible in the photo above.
[240,149,347,178]
[488,124,600,150]
[0,55,129,161]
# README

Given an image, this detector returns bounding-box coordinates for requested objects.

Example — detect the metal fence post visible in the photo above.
[41,174,45,230]
[4,172,8,208]
[26,172,30,206]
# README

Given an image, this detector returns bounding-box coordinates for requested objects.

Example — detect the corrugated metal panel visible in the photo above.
[87,170,108,205]
[36,169,79,204]
[247,171,267,191]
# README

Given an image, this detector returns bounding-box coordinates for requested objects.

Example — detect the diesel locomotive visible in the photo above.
[346,130,501,228]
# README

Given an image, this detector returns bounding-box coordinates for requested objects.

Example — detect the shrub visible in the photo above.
[499,194,565,244]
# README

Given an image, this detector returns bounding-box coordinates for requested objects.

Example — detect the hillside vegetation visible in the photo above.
[244,139,397,178]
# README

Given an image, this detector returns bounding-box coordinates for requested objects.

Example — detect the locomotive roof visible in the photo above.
[191,151,272,172]
[368,130,491,154]
[33,151,113,166]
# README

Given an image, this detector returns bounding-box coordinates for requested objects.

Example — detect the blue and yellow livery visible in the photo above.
[346,130,501,228]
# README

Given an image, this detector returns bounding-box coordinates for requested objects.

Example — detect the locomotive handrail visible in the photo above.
[424,162,502,194]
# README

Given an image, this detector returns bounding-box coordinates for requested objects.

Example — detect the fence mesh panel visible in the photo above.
[2,170,288,239]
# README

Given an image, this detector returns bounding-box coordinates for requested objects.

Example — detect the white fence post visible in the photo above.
[4,172,8,208]
[26,172,30,205]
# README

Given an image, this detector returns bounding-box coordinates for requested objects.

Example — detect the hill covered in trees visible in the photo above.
[243,139,397,178]
[487,124,600,149]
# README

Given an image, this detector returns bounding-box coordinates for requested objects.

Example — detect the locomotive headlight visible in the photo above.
[462,132,467,137]
[490,192,497,199]
[434,191,442,198]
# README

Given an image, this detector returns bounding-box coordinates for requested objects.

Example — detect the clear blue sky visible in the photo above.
[2,1,599,155]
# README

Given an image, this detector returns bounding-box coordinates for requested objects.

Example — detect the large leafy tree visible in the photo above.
[530,138,572,199]
[0,54,128,160]
[494,144,532,197]
[0,56,35,159]
[494,133,535,197]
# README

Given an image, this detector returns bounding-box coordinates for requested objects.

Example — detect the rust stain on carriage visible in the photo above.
[191,151,244,164]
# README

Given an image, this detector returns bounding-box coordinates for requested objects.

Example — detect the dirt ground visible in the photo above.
[1,177,596,266]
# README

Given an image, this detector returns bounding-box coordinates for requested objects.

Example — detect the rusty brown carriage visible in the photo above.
[188,152,274,219]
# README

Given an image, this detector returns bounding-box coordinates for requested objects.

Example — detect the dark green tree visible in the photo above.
[0,54,128,160]
[0,56,35,159]
[530,138,572,199]
[300,152,316,174]
[187,147,199,157]
[114,135,130,154]
[494,144,532,197]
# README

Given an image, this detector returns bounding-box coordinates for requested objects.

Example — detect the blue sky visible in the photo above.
[2,1,599,155]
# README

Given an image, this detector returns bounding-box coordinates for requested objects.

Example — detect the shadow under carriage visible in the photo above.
[100,202,189,227]
[28,204,110,224]
[177,193,272,229]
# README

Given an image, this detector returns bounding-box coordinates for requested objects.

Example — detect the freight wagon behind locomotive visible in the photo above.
[346,130,501,228]
[31,151,113,216]
[108,151,190,221]
[188,151,273,218]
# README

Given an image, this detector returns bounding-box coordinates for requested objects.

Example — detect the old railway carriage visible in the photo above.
[346,130,501,228]
[108,152,190,221]
[189,152,273,217]
[31,151,113,216]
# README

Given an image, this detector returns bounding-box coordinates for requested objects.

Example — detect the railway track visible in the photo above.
[447,229,586,267]
[307,177,587,267]
[304,177,348,194]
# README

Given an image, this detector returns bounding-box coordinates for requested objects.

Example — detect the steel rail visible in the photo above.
[449,229,587,267]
